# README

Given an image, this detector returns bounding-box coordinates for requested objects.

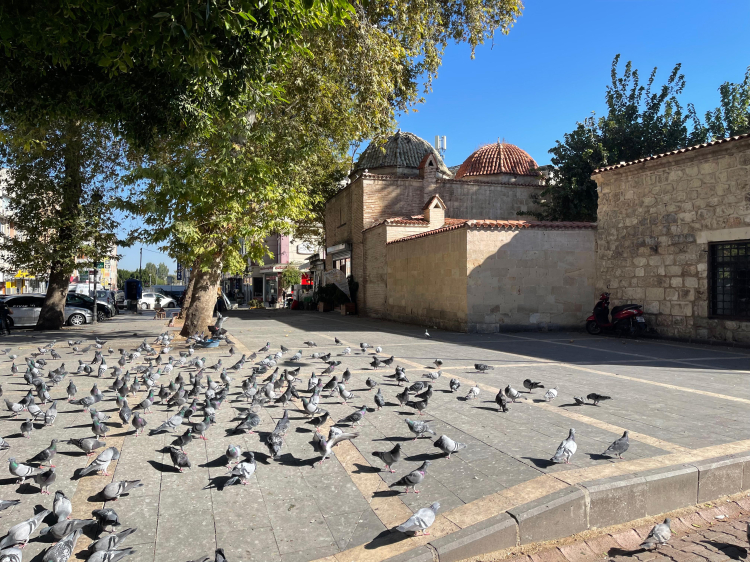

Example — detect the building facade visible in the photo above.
[324,131,598,331]
[592,133,750,343]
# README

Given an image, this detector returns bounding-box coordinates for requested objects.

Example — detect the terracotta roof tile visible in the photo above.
[593,133,750,173]
[386,219,596,244]
[456,142,539,179]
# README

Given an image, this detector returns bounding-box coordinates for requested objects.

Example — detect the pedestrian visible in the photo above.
[281,289,287,308]
[0,299,13,336]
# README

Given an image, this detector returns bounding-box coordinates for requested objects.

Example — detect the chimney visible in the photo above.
[423,194,447,228]
[419,152,438,201]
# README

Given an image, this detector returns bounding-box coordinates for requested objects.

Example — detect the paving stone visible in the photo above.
[610,529,643,550]
[530,547,568,562]
[558,541,598,562]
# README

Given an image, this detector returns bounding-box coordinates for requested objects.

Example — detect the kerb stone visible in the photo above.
[692,454,750,503]
[508,486,587,545]
[429,513,517,562]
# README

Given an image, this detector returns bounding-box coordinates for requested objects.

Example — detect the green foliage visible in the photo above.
[0,119,122,278]
[279,267,302,289]
[528,56,703,222]
[702,66,750,139]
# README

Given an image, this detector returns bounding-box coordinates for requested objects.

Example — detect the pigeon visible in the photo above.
[88,527,137,552]
[305,411,329,433]
[396,387,410,406]
[42,528,81,562]
[225,453,257,487]
[225,444,242,468]
[365,377,378,390]
[34,468,56,494]
[544,387,558,401]
[4,400,24,417]
[449,378,461,392]
[587,393,611,406]
[423,370,441,381]
[405,418,435,440]
[0,500,20,514]
[20,419,33,439]
[390,460,431,493]
[0,508,51,548]
[396,502,440,536]
[68,438,106,456]
[233,412,261,434]
[39,518,92,540]
[336,406,366,426]
[44,401,58,427]
[550,428,577,464]
[504,385,525,402]
[131,413,148,436]
[495,391,509,412]
[334,337,342,345]
[465,385,480,400]
[573,396,586,405]
[425,330,430,338]
[434,435,466,459]
[433,359,442,368]
[101,480,144,501]
[373,388,385,410]
[53,491,72,522]
[602,431,630,459]
[8,458,41,484]
[169,446,192,472]
[372,444,401,473]
[523,379,544,392]
[92,508,121,531]
[314,431,358,465]
[639,519,671,550]
[474,363,494,372]
[149,407,187,434]
[79,447,120,477]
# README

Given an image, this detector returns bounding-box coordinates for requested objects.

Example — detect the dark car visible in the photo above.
[66,293,110,323]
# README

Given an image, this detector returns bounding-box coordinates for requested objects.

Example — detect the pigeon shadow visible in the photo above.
[295,427,314,434]
[404,452,443,462]
[16,482,41,495]
[532,399,548,403]
[372,436,413,443]
[521,457,555,469]
[253,452,274,465]
[588,453,611,462]
[456,396,469,402]
[606,547,641,558]
[147,460,180,473]
[701,541,748,560]
[352,463,381,474]
[474,406,503,413]
[199,456,228,469]
[559,403,584,408]
[5,433,25,439]
[396,411,412,416]
[372,489,401,499]
[361,529,412,550]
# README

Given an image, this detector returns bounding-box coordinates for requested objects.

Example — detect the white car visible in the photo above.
[138,292,177,310]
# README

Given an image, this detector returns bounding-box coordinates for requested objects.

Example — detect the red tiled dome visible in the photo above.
[455,142,539,179]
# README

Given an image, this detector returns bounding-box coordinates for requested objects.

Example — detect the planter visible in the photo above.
[317,302,334,312]
[340,303,356,315]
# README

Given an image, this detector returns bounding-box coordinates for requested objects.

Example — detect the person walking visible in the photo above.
[0,299,13,336]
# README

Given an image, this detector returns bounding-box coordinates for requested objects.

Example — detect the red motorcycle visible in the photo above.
[586,293,647,336]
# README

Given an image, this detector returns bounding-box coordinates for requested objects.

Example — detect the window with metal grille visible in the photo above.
[710,241,750,318]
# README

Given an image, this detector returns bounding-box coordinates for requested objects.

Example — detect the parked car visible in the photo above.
[138,292,177,310]
[95,290,118,316]
[1,294,93,327]
[160,289,186,306]
[65,293,110,323]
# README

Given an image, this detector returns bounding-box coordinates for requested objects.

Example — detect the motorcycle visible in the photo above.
[585,292,647,336]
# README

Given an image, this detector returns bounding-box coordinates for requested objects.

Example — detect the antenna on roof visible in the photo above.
[434,135,447,159]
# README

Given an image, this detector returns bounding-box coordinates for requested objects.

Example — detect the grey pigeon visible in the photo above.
[396,502,440,536]
[504,385,525,402]
[465,385,480,400]
[0,547,22,562]
[474,363,493,372]
[336,406,366,426]
[550,428,577,464]
[0,500,20,513]
[53,491,72,522]
[602,431,630,459]
[43,529,81,562]
[373,388,385,410]
[587,393,611,406]
[224,453,256,487]
[639,519,671,550]
[449,379,461,392]
[34,467,56,494]
[0,508,51,548]
[390,460,431,494]
[101,480,144,501]
[372,444,401,473]
[79,447,120,477]
[92,508,121,531]
[88,527,137,552]
[573,396,586,405]
[434,435,466,459]
[313,431,358,465]
[39,518,93,540]
[44,401,58,427]
[405,419,435,440]
[169,446,192,472]
[68,438,106,456]
[8,458,41,484]
[149,407,187,434]
[495,391,508,412]
[523,379,544,392]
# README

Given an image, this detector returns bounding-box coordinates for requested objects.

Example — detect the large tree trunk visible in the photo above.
[178,258,200,319]
[180,255,222,337]
[36,121,83,330]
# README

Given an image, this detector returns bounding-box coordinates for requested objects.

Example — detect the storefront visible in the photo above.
[326,243,351,277]
[259,264,288,305]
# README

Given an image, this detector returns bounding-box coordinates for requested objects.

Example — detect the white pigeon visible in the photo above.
[425,330,430,338]
[550,428,577,464]
[375,346,382,354]
[544,387,558,401]
[396,502,440,536]
[343,347,351,355]
[466,385,480,400]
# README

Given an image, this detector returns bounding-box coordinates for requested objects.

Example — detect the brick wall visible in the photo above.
[593,136,750,342]
[466,228,597,332]
[385,228,469,331]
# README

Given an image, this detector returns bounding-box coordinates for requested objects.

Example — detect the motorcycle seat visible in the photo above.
[611,303,642,315]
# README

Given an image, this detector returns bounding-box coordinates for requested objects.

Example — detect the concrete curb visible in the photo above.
[383,453,750,562]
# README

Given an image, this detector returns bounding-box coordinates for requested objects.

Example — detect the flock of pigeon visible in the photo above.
[0,320,637,557]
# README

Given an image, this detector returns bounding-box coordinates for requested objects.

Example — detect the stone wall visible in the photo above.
[466,228,597,332]
[385,228,469,331]
[593,136,750,342]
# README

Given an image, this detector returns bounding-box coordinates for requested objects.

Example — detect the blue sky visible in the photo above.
[118,0,750,271]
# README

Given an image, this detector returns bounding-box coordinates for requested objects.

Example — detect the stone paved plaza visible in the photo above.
[1,310,750,562]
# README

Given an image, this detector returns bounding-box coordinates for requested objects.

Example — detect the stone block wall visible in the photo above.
[593,136,750,342]
[385,228,469,331]
[466,228,597,332]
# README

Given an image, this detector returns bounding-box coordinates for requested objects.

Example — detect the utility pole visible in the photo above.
[91,264,97,325]
[139,248,143,282]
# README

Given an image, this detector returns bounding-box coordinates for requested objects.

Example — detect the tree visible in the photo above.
[157,263,170,282]
[280,267,302,290]
[527,56,703,222]
[702,66,750,139]
[144,263,158,285]
[0,119,122,329]
[122,0,525,336]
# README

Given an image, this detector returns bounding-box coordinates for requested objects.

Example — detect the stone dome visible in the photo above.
[455,142,539,179]
[354,130,451,176]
